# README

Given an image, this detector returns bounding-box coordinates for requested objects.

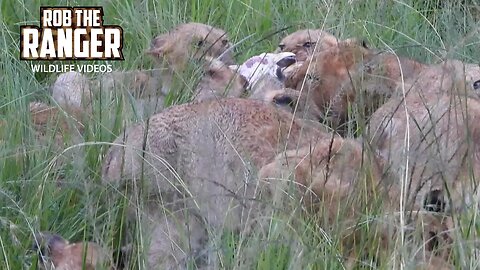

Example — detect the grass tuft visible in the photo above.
[1,0,480,269]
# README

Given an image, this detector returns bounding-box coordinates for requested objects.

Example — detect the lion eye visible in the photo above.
[303,42,315,48]
[474,80,480,90]
[278,44,285,51]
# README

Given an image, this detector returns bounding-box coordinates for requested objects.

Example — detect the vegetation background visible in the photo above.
[1,0,479,269]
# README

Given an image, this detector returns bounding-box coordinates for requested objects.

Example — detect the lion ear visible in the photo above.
[361,39,369,49]
[146,35,168,57]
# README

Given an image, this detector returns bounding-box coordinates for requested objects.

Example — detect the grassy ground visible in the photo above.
[1,0,480,269]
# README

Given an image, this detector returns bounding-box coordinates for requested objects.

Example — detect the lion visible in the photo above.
[147,22,235,95]
[366,60,480,213]
[43,53,248,129]
[28,101,85,147]
[23,57,247,151]
[284,39,476,129]
[101,97,382,268]
[32,231,113,270]
[51,72,93,114]
[101,96,456,268]
[284,38,377,127]
[277,29,339,61]
[368,91,480,214]
[22,71,154,151]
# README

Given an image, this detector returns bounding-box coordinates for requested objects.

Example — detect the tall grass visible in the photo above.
[1,0,480,269]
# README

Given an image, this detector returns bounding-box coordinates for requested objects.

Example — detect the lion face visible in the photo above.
[148,22,234,70]
[284,39,372,125]
[277,29,339,61]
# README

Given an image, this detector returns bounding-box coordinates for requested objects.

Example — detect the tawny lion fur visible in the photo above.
[284,39,428,126]
[285,38,480,129]
[192,57,247,101]
[28,101,86,146]
[101,98,383,268]
[33,232,112,270]
[285,39,373,124]
[29,55,247,145]
[367,59,480,212]
[277,29,339,61]
[369,91,480,213]
[148,22,235,96]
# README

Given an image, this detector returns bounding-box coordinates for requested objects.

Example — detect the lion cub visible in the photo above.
[101,98,381,268]
[277,29,339,61]
[32,71,154,142]
[284,37,480,129]
[29,101,85,142]
[48,72,96,132]
[284,39,430,127]
[32,231,112,270]
[367,59,480,211]
[148,22,235,95]
[52,72,92,113]
[35,55,247,140]
[284,39,376,126]
[369,87,480,213]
